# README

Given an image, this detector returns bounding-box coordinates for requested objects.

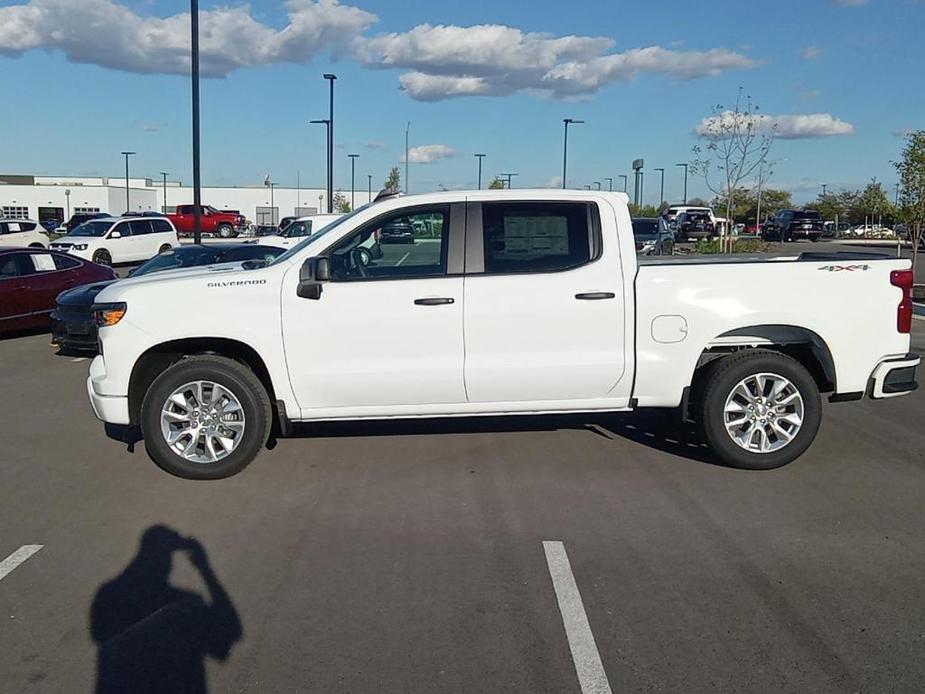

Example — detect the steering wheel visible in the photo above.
[350,248,369,278]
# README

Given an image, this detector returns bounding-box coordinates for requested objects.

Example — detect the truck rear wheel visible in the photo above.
[140,355,272,479]
[698,350,821,470]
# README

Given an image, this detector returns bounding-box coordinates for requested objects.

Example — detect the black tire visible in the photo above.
[217,223,235,239]
[810,236,819,243]
[29,243,45,248]
[698,349,821,470]
[140,355,272,479]
[158,244,172,254]
[92,249,111,266]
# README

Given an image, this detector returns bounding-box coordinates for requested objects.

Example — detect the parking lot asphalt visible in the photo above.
[1,320,923,693]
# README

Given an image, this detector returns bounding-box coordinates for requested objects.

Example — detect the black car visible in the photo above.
[761,209,823,242]
[675,211,716,241]
[378,218,415,243]
[64,212,109,234]
[51,243,285,352]
[278,216,298,232]
[253,225,279,237]
[632,217,674,255]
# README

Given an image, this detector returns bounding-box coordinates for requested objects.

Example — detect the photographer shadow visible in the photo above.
[89,525,242,694]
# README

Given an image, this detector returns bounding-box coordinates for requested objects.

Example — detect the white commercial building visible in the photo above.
[0,174,374,226]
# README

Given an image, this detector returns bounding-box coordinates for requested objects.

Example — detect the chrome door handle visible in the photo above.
[575,292,615,300]
[414,297,455,306]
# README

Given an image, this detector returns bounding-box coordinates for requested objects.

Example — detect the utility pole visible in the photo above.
[405,121,411,194]
[654,167,665,207]
[348,153,359,210]
[619,174,628,192]
[605,177,613,192]
[323,74,337,213]
[190,0,202,243]
[561,118,584,188]
[121,151,135,213]
[675,163,688,204]
[756,163,764,234]
[474,153,486,189]
[159,172,169,213]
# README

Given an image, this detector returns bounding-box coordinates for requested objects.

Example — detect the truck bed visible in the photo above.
[636,250,893,266]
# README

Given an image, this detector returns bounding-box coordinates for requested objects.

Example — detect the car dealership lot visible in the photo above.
[0,321,923,692]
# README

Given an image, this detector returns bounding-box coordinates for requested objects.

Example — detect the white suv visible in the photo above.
[255,213,342,249]
[50,216,178,265]
[0,219,48,248]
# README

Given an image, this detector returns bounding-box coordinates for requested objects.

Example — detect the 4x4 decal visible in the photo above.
[818,264,871,272]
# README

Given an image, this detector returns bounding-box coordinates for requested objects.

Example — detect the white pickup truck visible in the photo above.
[86,190,919,479]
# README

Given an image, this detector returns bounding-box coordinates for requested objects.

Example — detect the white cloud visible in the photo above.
[139,123,161,133]
[801,89,820,99]
[0,1,756,101]
[800,45,823,60]
[401,144,455,164]
[357,24,755,101]
[0,0,375,77]
[364,141,387,150]
[695,111,855,139]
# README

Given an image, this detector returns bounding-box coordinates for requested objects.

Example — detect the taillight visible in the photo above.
[891,268,913,334]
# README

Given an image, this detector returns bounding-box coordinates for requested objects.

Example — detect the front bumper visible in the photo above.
[869,353,920,399]
[87,356,130,424]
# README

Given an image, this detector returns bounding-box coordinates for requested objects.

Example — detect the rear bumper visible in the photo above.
[869,353,920,399]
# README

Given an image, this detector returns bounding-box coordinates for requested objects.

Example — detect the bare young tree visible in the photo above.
[692,89,775,251]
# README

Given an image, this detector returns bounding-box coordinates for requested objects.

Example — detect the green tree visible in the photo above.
[856,178,895,225]
[711,187,792,223]
[628,203,661,217]
[894,129,925,272]
[332,191,351,213]
[383,167,401,193]
[487,176,504,189]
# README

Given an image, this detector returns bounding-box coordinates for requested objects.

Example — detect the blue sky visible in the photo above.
[1,0,922,203]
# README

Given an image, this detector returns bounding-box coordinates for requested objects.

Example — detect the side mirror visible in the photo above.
[109,231,122,239]
[297,256,331,300]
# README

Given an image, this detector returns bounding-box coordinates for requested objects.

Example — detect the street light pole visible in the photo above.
[593,181,601,190]
[348,154,359,210]
[675,163,688,204]
[190,0,202,243]
[605,177,613,192]
[654,167,665,207]
[121,151,135,213]
[821,183,827,197]
[160,172,169,213]
[500,173,518,189]
[323,74,336,213]
[368,174,373,202]
[619,174,628,192]
[405,121,411,194]
[474,153,486,189]
[562,118,584,188]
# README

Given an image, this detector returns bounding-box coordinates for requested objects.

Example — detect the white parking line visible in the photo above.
[0,545,43,582]
[543,541,613,694]
[395,252,411,266]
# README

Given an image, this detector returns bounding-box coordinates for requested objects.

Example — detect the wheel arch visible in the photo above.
[697,324,836,394]
[128,337,277,424]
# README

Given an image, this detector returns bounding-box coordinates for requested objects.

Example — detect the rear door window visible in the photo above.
[151,219,173,234]
[480,202,596,274]
[129,220,153,235]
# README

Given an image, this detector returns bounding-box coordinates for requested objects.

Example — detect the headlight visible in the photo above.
[93,302,127,328]
[72,243,88,251]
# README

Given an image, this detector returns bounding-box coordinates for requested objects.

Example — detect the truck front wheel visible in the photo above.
[217,223,235,238]
[698,350,821,470]
[140,355,272,479]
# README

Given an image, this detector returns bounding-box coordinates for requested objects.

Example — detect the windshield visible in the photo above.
[270,205,372,265]
[69,220,113,237]
[632,219,659,237]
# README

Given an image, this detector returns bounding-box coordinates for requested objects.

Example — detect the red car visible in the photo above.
[167,205,245,238]
[0,248,117,335]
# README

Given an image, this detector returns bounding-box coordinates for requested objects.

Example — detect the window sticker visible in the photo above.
[31,254,57,271]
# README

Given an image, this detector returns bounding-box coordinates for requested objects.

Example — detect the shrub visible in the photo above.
[693,238,772,254]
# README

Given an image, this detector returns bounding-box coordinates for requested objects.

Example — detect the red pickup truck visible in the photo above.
[168,205,244,238]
